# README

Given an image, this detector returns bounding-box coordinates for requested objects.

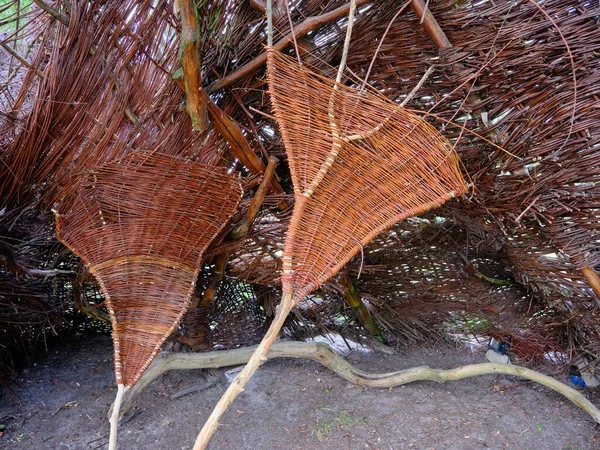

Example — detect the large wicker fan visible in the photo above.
[55,152,242,388]
[193,2,467,447]
[269,50,467,300]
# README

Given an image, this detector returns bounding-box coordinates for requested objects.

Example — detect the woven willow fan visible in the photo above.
[54,152,242,448]
[192,1,468,448]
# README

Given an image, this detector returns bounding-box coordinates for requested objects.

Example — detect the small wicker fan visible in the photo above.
[54,152,242,448]
[193,2,467,447]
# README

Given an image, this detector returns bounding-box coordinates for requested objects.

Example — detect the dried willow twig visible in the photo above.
[0,42,44,78]
[344,65,435,143]
[410,0,594,310]
[32,0,68,25]
[360,0,413,92]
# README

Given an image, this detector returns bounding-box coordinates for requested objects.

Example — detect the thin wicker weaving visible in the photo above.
[267,49,468,301]
[55,152,242,387]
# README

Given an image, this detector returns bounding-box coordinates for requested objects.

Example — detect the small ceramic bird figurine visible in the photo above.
[569,365,587,389]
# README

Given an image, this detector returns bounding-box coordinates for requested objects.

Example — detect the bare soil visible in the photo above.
[0,334,598,450]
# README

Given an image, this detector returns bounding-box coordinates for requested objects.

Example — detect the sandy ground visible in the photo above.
[0,334,598,450]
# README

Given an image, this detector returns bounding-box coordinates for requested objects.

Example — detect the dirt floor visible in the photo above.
[0,334,598,450]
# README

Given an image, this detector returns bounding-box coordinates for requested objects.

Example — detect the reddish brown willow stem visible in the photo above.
[410,0,451,48]
[201,91,289,209]
[206,0,373,93]
[250,0,267,13]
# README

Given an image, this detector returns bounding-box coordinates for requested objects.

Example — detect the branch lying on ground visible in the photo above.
[110,341,600,426]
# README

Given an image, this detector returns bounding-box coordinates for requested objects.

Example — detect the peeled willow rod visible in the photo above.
[108,384,127,450]
[192,293,295,449]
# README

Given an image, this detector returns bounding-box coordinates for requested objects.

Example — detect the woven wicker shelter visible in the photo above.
[0,0,599,416]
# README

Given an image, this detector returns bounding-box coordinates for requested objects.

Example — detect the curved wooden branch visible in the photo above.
[111,341,600,426]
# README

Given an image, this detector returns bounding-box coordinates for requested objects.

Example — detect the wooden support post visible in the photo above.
[204,90,290,209]
[171,76,289,209]
[410,0,452,48]
[249,0,319,62]
[176,0,209,132]
[410,0,492,135]
[181,157,279,350]
[205,0,373,94]
[108,384,127,450]
[200,253,230,307]
[582,267,600,307]
[204,93,290,210]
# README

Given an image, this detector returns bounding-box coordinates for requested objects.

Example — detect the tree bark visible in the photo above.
[176,0,209,131]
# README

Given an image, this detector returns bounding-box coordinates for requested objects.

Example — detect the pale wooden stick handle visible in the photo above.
[192,292,295,450]
[108,384,127,450]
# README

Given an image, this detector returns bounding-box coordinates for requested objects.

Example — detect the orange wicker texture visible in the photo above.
[267,49,468,301]
[55,152,242,387]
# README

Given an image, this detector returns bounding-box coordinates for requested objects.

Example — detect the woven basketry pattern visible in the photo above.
[55,152,242,386]
[267,49,468,300]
